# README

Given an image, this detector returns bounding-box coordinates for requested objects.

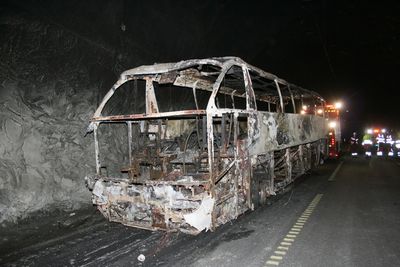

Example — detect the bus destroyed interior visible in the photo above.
[85,57,328,235]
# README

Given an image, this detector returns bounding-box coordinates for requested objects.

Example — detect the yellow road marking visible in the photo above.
[283,238,295,242]
[265,194,324,266]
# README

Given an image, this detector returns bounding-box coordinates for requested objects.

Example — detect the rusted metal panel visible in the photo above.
[145,78,159,114]
[85,57,328,235]
[92,110,206,122]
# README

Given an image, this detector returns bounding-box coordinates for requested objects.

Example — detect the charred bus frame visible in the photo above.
[85,57,327,234]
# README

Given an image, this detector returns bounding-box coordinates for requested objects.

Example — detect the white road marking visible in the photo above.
[328,161,344,181]
[266,260,280,265]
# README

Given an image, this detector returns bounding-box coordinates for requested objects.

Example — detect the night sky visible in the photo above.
[3,0,400,136]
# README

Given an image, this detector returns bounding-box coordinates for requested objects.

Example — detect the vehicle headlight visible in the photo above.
[329,121,336,128]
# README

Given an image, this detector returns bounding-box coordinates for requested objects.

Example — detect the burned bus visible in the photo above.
[85,57,327,235]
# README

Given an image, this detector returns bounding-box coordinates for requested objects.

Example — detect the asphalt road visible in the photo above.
[1,156,399,267]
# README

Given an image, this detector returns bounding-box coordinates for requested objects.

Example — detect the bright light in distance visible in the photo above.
[302,105,308,110]
[300,110,306,115]
[377,151,383,156]
[395,143,400,149]
[365,151,371,156]
[389,151,394,156]
[334,102,343,109]
[382,128,386,133]
[374,129,379,133]
[366,129,373,134]
[329,121,336,128]
[317,109,323,114]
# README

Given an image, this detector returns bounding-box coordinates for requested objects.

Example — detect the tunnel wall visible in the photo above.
[0,9,128,223]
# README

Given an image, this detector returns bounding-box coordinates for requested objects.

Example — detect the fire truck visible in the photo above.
[325,103,342,158]
[300,102,342,159]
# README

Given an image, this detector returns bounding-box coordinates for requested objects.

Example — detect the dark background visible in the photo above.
[2,0,400,136]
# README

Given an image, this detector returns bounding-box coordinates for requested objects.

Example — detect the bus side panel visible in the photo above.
[249,112,327,156]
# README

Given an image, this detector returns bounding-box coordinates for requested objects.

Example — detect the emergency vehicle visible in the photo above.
[362,128,395,157]
[325,103,342,158]
[300,102,341,159]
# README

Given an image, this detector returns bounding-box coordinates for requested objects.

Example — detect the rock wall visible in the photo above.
[0,9,125,223]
